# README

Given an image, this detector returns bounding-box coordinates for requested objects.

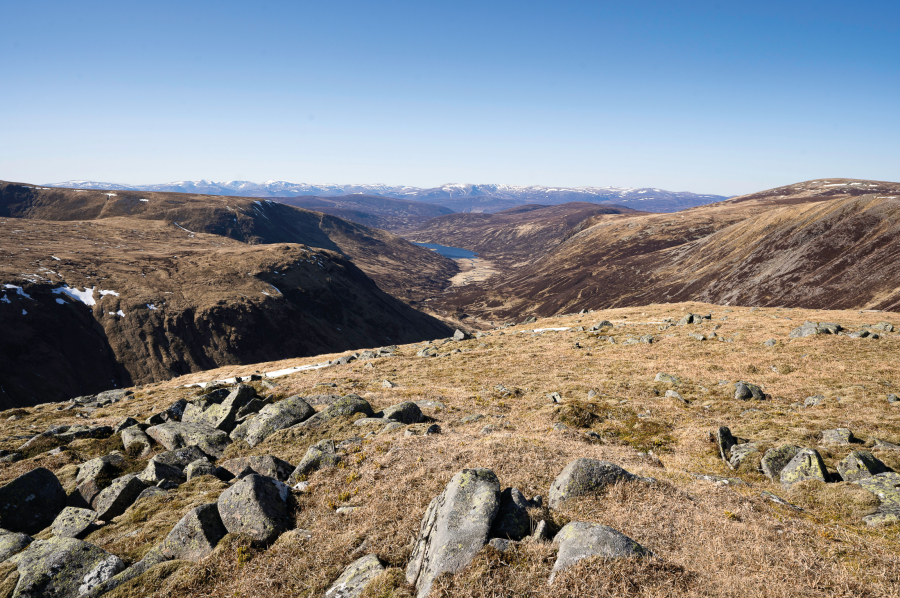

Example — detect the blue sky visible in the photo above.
[2,1,898,195]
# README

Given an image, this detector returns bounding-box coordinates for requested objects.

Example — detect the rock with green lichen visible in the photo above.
[378,402,424,424]
[855,472,900,526]
[548,459,636,509]
[406,468,500,598]
[152,503,227,561]
[146,421,232,458]
[780,448,828,486]
[183,384,257,433]
[7,536,124,597]
[287,440,342,485]
[761,445,802,481]
[92,475,146,521]
[0,532,32,563]
[50,507,98,539]
[549,521,649,583]
[217,474,291,543]
[0,468,67,534]
[836,451,889,482]
[325,554,385,598]
[294,395,373,430]
[231,395,315,447]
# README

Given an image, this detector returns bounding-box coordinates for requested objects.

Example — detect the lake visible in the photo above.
[412,242,478,259]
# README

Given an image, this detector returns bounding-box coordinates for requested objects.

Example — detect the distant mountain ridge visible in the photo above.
[46,180,730,213]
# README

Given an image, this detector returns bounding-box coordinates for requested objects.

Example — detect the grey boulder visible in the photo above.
[549,522,649,583]
[146,421,231,458]
[378,402,424,424]
[183,384,256,432]
[780,449,828,486]
[221,455,294,482]
[121,427,153,457]
[150,445,211,470]
[287,440,342,485]
[548,459,637,509]
[50,507,98,538]
[217,474,291,543]
[230,396,315,447]
[8,536,125,597]
[836,451,889,482]
[325,554,385,598]
[92,475,146,520]
[489,487,532,541]
[0,467,67,534]
[761,445,802,481]
[153,503,228,561]
[294,395,374,430]
[0,531,32,563]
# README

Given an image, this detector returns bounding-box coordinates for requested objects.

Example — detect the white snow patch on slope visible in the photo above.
[99,290,120,297]
[52,285,96,306]
[3,285,33,300]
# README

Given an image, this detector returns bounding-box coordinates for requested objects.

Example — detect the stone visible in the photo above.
[0,532,32,562]
[217,474,291,543]
[235,398,269,421]
[150,445,211,470]
[112,417,140,433]
[790,321,842,338]
[654,373,679,384]
[549,522,649,583]
[734,381,765,400]
[888,394,899,404]
[0,467,67,534]
[287,440,342,485]
[138,461,185,486]
[873,322,894,332]
[294,395,374,430]
[122,427,153,457]
[146,421,232,458]
[665,389,686,403]
[153,503,228,562]
[490,488,531,541]
[183,384,256,432]
[716,426,737,463]
[230,395,316,447]
[381,379,396,389]
[873,438,900,450]
[326,554,385,598]
[404,423,441,437]
[836,451,889,482]
[92,475,146,520]
[547,392,562,403]
[804,395,825,407]
[8,536,125,597]
[532,519,550,542]
[761,445,802,482]
[688,333,706,341]
[821,428,856,445]
[453,329,471,341]
[764,339,777,347]
[97,389,132,402]
[221,455,294,482]
[379,402,424,424]
[855,472,900,525]
[589,320,613,331]
[780,449,828,486]
[136,487,168,502]
[548,459,637,509]
[184,459,217,480]
[50,507,98,538]
[406,469,500,598]
[458,414,485,424]
[728,443,760,470]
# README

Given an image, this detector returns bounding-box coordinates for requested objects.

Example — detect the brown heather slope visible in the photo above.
[0,181,458,303]
[406,203,641,268]
[0,304,897,597]
[0,216,451,408]
[270,194,454,231]
[436,179,900,320]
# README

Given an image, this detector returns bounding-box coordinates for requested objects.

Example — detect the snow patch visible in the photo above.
[147,303,158,310]
[99,290,120,297]
[52,285,96,306]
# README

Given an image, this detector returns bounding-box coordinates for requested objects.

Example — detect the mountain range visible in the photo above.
[46,180,730,213]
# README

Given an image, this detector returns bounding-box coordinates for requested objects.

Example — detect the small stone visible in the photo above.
[654,373,679,384]
[547,392,562,403]
[665,389,686,403]
[804,395,825,407]
[381,379,396,389]
[734,381,765,400]
[326,554,385,598]
[821,428,856,445]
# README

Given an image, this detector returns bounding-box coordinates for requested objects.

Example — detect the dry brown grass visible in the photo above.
[1,302,898,596]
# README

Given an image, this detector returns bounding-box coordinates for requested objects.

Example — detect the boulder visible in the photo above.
[183,384,256,432]
[92,475,146,520]
[217,474,291,543]
[153,503,227,561]
[294,395,374,430]
[112,417,140,433]
[287,440,342,485]
[325,554,385,598]
[728,443,760,470]
[150,445,211,470]
[0,532,32,563]
[590,320,613,331]
[221,455,294,482]
[379,402,424,424]
[453,329,471,341]
[0,467,67,534]
[8,536,125,597]
[137,461,185,486]
[790,321,842,338]
[405,468,501,598]
[185,459,217,480]
[821,428,856,445]
[761,445,802,481]
[146,421,231,458]
[836,451,889,482]
[490,488,531,541]
[50,507,98,538]
[121,427,152,457]
[804,395,825,407]
[549,459,637,509]
[780,449,828,486]
[135,487,168,502]
[855,472,900,526]
[734,381,765,400]
[549,522,649,583]
[654,373,679,384]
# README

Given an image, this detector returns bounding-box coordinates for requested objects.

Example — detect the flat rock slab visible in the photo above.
[406,468,500,598]
[51,507,98,538]
[146,421,231,458]
[549,521,649,583]
[217,474,291,543]
[0,467,67,534]
[326,554,385,598]
[548,459,637,509]
[8,536,125,597]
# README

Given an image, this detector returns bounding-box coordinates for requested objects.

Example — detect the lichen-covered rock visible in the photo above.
[761,445,802,481]
[0,532,32,563]
[406,468,500,598]
[780,448,828,486]
[183,384,256,432]
[50,507,98,538]
[152,503,227,562]
[146,421,231,458]
[549,522,649,583]
[138,460,185,486]
[287,440,342,485]
[184,459,217,480]
[294,395,374,430]
[855,472,900,526]
[838,451,889,482]
[112,417,140,434]
[121,427,153,457]
[230,396,315,447]
[325,554,385,598]
[0,467,67,534]
[728,442,760,470]
[8,536,124,597]
[379,402,424,424]
[92,475,146,520]
[548,459,636,509]
[490,487,531,541]
[221,455,294,482]
[716,426,737,463]
[821,428,856,445]
[150,445,211,470]
[654,373,679,384]
[217,474,291,543]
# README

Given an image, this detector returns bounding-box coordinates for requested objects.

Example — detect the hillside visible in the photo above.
[270,195,454,231]
[0,303,896,598]
[0,216,451,408]
[436,179,900,320]
[0,181,458,304]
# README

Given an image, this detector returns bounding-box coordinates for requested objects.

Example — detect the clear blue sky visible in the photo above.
[2,0,898,195]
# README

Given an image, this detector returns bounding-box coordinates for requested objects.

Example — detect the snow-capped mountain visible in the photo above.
[45,180,729,213]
